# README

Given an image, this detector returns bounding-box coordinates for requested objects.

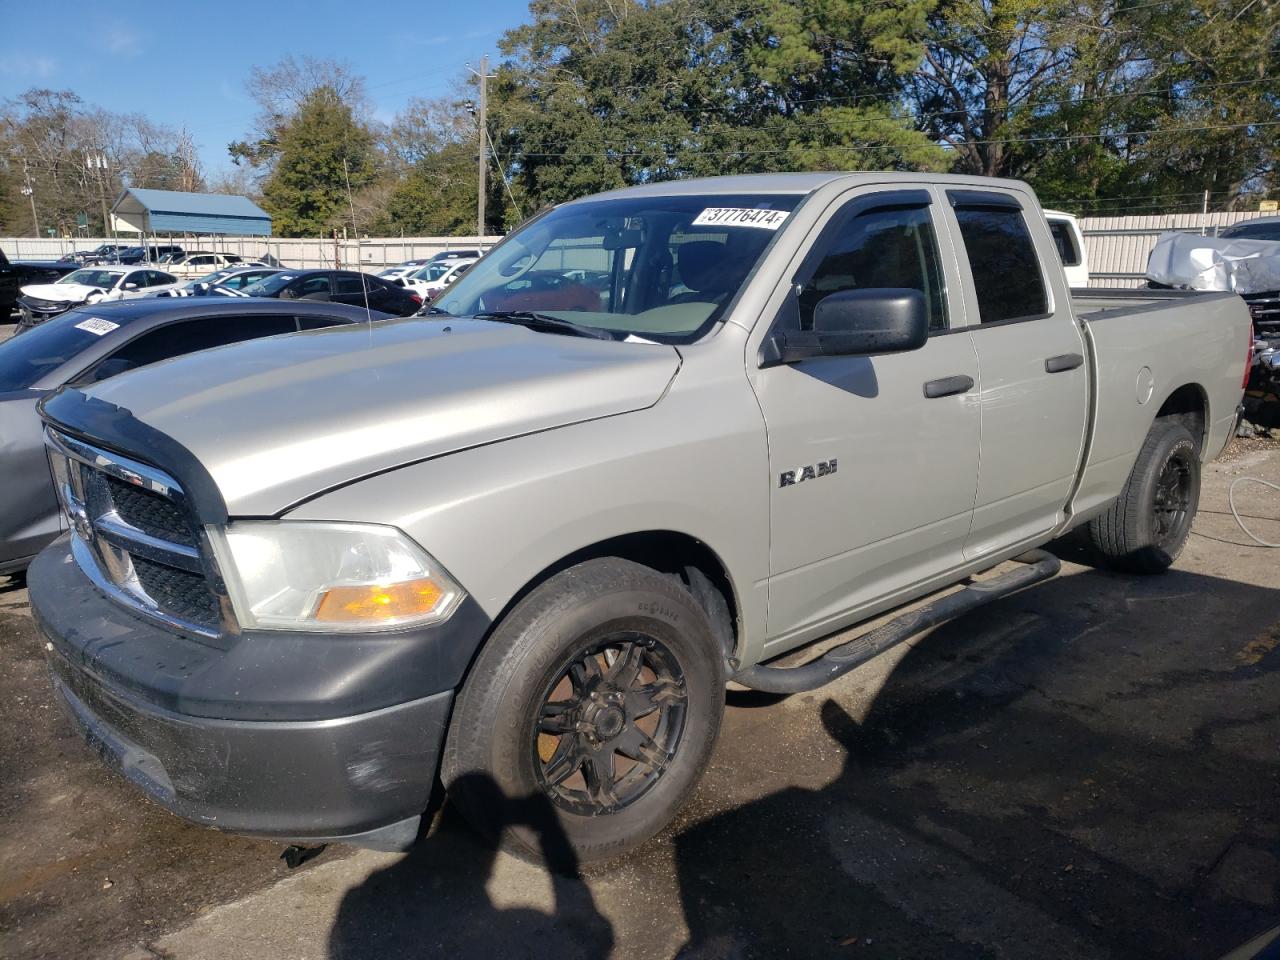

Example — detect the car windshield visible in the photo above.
[183,270,232,290]
[432,193,802,342]
[1221,222,1280,242]
[58,269,120,288]
[413,262,456,282]
[242,272,300,296]
[0,308,126,390]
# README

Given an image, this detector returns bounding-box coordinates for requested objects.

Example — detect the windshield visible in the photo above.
[0,308,125,390]
[182,269,232,290]
[58,269,120,288]
[413,261,456,282]
[242,272,300,296]
[1220,222,1280,242]
[433,193,802,342]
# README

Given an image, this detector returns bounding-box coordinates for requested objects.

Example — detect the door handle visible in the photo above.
[923,374,975,399]
[1044,353,1084,373]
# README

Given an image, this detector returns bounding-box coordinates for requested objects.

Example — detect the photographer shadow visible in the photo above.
[327,774,613,960]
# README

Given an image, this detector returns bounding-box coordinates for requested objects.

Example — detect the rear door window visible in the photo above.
[1048,221,1081,267]
[953,205,1049,324]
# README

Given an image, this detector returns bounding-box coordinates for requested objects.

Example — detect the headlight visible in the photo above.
[207,521,463,632]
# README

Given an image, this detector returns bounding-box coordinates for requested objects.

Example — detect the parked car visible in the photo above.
[378,259,433,281]
[160,252,266,279]
[1043,209,1089,287]
[401,257,477,301]
[72,243,132,264]
[1,248,80,314]
[241,269,423,315]
[29,173,1249,861]
[16,266,177,329]
[143,266,281,298]
[1219,215,1280,242]
[0,298,394,575]
[112,244,184,265]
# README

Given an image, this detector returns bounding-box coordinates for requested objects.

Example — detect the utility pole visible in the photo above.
[21,159,39,236]
[467,55,491,241]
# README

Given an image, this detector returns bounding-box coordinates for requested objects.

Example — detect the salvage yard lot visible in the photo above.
[1,443,1278,960]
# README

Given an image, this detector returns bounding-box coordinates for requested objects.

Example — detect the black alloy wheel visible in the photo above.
[532,633,688,816]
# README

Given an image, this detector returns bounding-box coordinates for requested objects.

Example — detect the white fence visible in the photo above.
[0,211,1268,285]
[0,235,503,271]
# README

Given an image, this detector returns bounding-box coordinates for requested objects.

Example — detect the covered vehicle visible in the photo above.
[1146,221,1280,424]
[16,266,177,329]
[0,297,394,575]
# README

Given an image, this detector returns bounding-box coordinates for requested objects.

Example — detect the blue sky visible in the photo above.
[0,0,533,177]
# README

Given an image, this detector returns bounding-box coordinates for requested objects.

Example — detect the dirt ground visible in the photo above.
[1,441,1277,960]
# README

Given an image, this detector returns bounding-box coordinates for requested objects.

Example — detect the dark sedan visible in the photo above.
[0,297,394,574]
[242,269,423,316]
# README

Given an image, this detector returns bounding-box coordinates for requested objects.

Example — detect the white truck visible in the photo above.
[31,173,1250,862]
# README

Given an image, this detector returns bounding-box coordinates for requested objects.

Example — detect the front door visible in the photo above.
[750,188,981,653]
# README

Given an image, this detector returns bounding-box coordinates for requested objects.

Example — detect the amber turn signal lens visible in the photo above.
[314,579,447,624]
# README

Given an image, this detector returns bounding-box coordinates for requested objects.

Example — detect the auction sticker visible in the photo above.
[74,317,120,336]
[692,207,789,230]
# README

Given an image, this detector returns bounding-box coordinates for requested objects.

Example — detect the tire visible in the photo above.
[441,557,726,863]
[1088,419,1200,574]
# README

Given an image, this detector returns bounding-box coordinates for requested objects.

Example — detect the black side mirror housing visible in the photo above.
[760,288,930,366]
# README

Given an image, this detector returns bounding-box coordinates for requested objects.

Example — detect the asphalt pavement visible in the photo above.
[1,443,1278,960]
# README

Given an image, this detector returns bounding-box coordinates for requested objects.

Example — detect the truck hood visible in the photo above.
[20,282,109,303]
[83,317,682,516]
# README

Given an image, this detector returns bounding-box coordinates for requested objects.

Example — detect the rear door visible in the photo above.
[940,189,1089,559]
[750,187,981,647]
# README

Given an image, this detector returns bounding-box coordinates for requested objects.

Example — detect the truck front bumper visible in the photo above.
[29,542,486,850]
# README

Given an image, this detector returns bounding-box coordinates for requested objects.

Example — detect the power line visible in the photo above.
[509,118,1280,159]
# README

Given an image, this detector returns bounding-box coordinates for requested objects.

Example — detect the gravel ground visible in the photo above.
[0,442,1278,960]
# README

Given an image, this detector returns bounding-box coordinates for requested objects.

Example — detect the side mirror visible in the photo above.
[122,282,139,291]
[394,278,405,286]
[760,288,929,366]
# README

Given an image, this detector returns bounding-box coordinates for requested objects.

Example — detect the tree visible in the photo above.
[487,0,949,218]
[259,87,378,236]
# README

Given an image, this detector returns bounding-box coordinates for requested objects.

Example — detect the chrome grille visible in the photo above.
[45,429,225,640]
[1244,292,1280,343]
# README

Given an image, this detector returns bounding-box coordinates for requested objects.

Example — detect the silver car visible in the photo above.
[0,298,392,574]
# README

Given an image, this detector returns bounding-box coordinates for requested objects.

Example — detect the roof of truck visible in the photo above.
[578,171,1033,201]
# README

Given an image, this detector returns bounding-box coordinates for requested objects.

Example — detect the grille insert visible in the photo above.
[132,556,220,630]
[106,476,198,547]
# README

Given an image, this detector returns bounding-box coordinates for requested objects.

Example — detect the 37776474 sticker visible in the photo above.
[691,207,789,230]
[74,317,120,336]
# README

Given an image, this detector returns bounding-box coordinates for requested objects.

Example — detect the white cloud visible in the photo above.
[104,26,143,57]
[0,54,58,78]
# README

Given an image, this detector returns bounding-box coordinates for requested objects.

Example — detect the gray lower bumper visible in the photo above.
[45,639,451,850]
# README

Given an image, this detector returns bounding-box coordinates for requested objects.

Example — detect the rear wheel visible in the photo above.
[441,557,725,863]
[1088,419,1200,573]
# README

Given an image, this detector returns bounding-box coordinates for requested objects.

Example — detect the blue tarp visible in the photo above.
[112,188,272,236]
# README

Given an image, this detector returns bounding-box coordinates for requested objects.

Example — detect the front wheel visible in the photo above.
[1088,419,1200,573]
[441,558,726,863]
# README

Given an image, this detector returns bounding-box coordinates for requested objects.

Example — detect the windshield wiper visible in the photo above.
[471,310,615,340]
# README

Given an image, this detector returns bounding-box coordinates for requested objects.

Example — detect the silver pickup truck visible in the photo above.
[29,173,1251,862]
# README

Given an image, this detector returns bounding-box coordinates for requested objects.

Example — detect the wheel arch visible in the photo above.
[473,530,743,677]
[1154,382,1209,456]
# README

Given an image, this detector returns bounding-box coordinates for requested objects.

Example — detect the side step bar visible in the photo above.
[733,550,1062,694]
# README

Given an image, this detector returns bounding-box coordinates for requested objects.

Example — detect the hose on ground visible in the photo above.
[1228,476,1280,548]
